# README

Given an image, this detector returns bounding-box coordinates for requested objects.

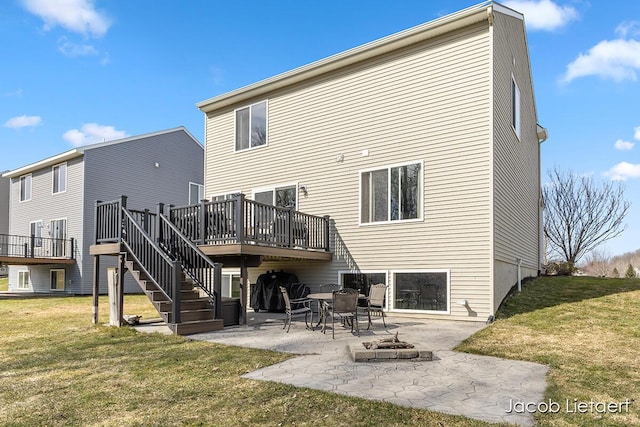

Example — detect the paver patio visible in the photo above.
[136,312,548,426]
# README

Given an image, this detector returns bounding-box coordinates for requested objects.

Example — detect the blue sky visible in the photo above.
[1,0,640,258]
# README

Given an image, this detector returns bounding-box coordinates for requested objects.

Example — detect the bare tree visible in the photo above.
[582,247,611,277]
[543,167,630,268]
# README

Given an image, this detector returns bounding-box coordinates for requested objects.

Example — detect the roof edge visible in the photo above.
[2,126,202,178]
[197,1,494,113]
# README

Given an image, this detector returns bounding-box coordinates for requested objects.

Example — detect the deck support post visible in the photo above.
[117,253,125,327]
[240,256,248,325]
[92,255,100,324]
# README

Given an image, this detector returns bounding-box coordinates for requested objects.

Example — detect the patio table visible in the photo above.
[307,292,365,331]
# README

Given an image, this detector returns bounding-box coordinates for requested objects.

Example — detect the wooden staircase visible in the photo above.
[124,255,224,335]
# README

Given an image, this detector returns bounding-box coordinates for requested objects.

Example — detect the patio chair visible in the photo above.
[279,286,313,332]
[362,283,387,329]
[323,288,359,339]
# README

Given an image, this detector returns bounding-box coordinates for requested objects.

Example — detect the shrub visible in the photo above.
[612,267,620,278]
[625,263,636,278]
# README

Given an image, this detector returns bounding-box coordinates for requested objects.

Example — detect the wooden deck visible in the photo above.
[0,256,76,266]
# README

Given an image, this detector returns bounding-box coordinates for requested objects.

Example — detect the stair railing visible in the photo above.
[121,206,182,324]
[156,203,222,319]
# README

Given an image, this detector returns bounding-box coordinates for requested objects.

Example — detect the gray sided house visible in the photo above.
[1,127,204,294]
[0,172,8,276]
[196,2,548,322]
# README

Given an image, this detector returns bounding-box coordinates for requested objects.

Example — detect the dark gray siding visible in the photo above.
[0,173,9,235]
[81,127,204,294]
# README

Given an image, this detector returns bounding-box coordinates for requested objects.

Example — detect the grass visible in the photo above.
[458,276,640,427]
[3,277,639,426]
[0,277,8,291]
[0,294,501,427]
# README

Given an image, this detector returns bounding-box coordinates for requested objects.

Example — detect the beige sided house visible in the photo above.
[196,1,547,322]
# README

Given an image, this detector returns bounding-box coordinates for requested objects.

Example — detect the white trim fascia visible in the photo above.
[4,152,80,179]
[488,19,496,316]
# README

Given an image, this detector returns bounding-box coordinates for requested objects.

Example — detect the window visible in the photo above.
[189,182,204,205]
[393,270,449,312]
[210,191,241,202]
[235,101,267,151]
[19,174,32,202]
[30,220,43,247]
[254,185,296,208]
[52,163,67,194]
[361,162,421,224]
[221,271,241,298]
[50,218,67,257]
[18,271,29,289]
[340,271,387,307]
[50,269,65,291]
[512,76,521,139]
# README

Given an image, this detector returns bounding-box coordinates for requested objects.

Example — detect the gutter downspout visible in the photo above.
[517,258,522,292]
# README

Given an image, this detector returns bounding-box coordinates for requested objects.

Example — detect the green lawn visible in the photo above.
[2,277,638,426]
[0,295,499,427]
[458,276,640,426]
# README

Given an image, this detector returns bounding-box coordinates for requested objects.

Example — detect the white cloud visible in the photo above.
[616,21,640,38]
[635,126,640,140]
[58,38,99,57]
[615,139,635,151]
[63,123,128,147]
[562,39,640,83]
[503,0,578,31]
[3,115,42,129]
[603,162,640,181]
[21,0,111,38]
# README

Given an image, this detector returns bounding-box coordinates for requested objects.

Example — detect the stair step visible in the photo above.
[169,319,224,335]
[156,298,210,312]
[163,308,215,323]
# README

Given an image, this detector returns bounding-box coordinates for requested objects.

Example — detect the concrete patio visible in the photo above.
[135,311,548,426]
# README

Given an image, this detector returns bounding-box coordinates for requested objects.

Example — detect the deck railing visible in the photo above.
[0,233,75,260]
[157,207,222,317]
[169,194,330,251]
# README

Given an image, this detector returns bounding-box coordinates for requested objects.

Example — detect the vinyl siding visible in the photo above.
[82,128,204,294]
[205,23,494,320]
[7,157,84,292]
[491,11,541,310]
[0,174,9,235]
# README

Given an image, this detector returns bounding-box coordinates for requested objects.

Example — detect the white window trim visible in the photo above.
[50,268,66,291]
[189,182,205,205]
[234,100,269,152]
[49,217,68,257]
[19,174,32,202]
[390,269,450,314]
[17,270,30,290]
[338,270,389,309]
[29,220,43,247]
[52,162,67,195]
[511,75,521,140]
[252,182,299,209]
[210,190,242,201]
[358,160,424,226]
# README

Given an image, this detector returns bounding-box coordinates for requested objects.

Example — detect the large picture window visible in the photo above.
[393,270,449,312]
[52,163,67,194]
[340,271,387,307]
[19,174,32,202]
[361,162,421,224]
[235,101,267,151]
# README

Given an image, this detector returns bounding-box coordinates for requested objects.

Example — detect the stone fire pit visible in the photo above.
[348,333,433,362]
